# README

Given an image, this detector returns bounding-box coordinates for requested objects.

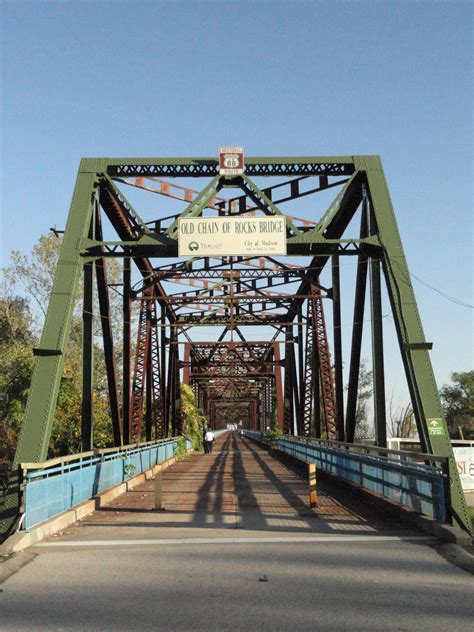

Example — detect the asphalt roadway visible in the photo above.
[0,433,472,631]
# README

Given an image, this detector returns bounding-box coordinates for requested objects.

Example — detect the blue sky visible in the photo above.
[1,0,472,403]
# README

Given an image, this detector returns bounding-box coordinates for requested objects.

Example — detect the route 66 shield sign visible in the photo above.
[219,147,244,176]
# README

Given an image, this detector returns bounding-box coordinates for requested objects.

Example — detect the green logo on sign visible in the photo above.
[188,241,199,252]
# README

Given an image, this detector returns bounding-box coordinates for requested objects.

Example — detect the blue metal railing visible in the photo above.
[211,429,229,438]
[244,431,448,522]
[22,437,191,530]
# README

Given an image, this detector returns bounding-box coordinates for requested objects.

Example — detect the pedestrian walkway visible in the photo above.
[42,431,420,545]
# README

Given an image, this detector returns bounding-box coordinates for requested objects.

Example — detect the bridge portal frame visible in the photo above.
[1,154,471,540]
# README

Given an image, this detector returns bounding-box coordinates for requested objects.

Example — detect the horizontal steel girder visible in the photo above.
[99,156,356,178]
[81,240,380,260]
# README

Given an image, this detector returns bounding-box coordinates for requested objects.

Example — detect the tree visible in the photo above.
[0,280,37,476]
[389,398,416,438]
[6,232,123,341]
[47,318,115,458]
[440,371,474,439]
[6,233,60,319]
[2,232,124,463]
[180,384,207,451]
[353,360,374,439]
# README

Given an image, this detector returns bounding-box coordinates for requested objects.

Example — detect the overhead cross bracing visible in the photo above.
[82,160,350,447]
[0,153,471,543]
[183,341,283,431]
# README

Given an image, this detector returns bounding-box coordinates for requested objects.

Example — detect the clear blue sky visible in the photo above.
[1,0,472,401]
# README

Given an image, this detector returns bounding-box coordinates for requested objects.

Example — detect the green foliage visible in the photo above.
[264,425,282,447]
[123,462,137,478]
[174,436,188,461]
[344,359,374,439]
[46,312,114,457]
[440,371,474,439]
[48,379,114,458]
[6,233,61,321]
[272,386,278,425]
[0,288,36,473]
[1,233,118,469]
[180,384,207,451]
[389,401,416,438]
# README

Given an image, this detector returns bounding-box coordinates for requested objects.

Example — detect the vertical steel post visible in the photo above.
[145,301,153,441]
[314,361,321,438]
[174,336,182,434]
[274,344,284,430]
[311,305,321,438]
[122,258,131,445]
[81,218,94,451]
[183,343,190,384]
[367,191,387,447]
[332,255,345,440]
[370,251,387,447]
[154,468,162,510]
[345,208,369,442]
[150,306,163,439]
[283,326,293,434]
[95,209,122,446]
[161,304,168,435]
[297,304,304,435]
[308,463,317,508]
[167,332,175,435]
[289,335,299,435]
[302,303,314,437]
[209,400,214,429]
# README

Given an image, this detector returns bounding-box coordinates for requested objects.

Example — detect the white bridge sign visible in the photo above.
[178,216,287,257]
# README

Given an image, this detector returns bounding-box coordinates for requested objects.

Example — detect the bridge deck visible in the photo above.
[49,432,417,543]
[4,434,472,632]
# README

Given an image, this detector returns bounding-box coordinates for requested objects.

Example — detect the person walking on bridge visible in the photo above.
[204,429,215,454]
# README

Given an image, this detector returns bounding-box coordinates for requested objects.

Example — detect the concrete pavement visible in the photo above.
[0,432,472,631]
[1,539,473,631]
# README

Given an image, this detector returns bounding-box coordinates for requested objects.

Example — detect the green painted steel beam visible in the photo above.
[101,155,357,178]
[362,156,472,535]
[240,174,302,236]
[102,155,357,166]
[101,175,152,235]
[316,171,361,234]
[81,248,94,452]
[75,154,360,178]
[14,169,98,464]
[80,239,381,261]
[0,165,98,540]
[165,174,222,238]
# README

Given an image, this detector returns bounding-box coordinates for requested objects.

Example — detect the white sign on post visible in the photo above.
[453,447,474,491]
[178,216,287,257]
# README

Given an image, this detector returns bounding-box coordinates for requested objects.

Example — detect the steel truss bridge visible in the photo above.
[0,154,471,539]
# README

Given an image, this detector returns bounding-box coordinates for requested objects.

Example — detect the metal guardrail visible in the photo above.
[244,431,449,522]
[210,429,229,438]
[20,437,191,530]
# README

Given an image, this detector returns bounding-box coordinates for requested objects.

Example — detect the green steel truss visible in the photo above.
[1,155,471,540]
